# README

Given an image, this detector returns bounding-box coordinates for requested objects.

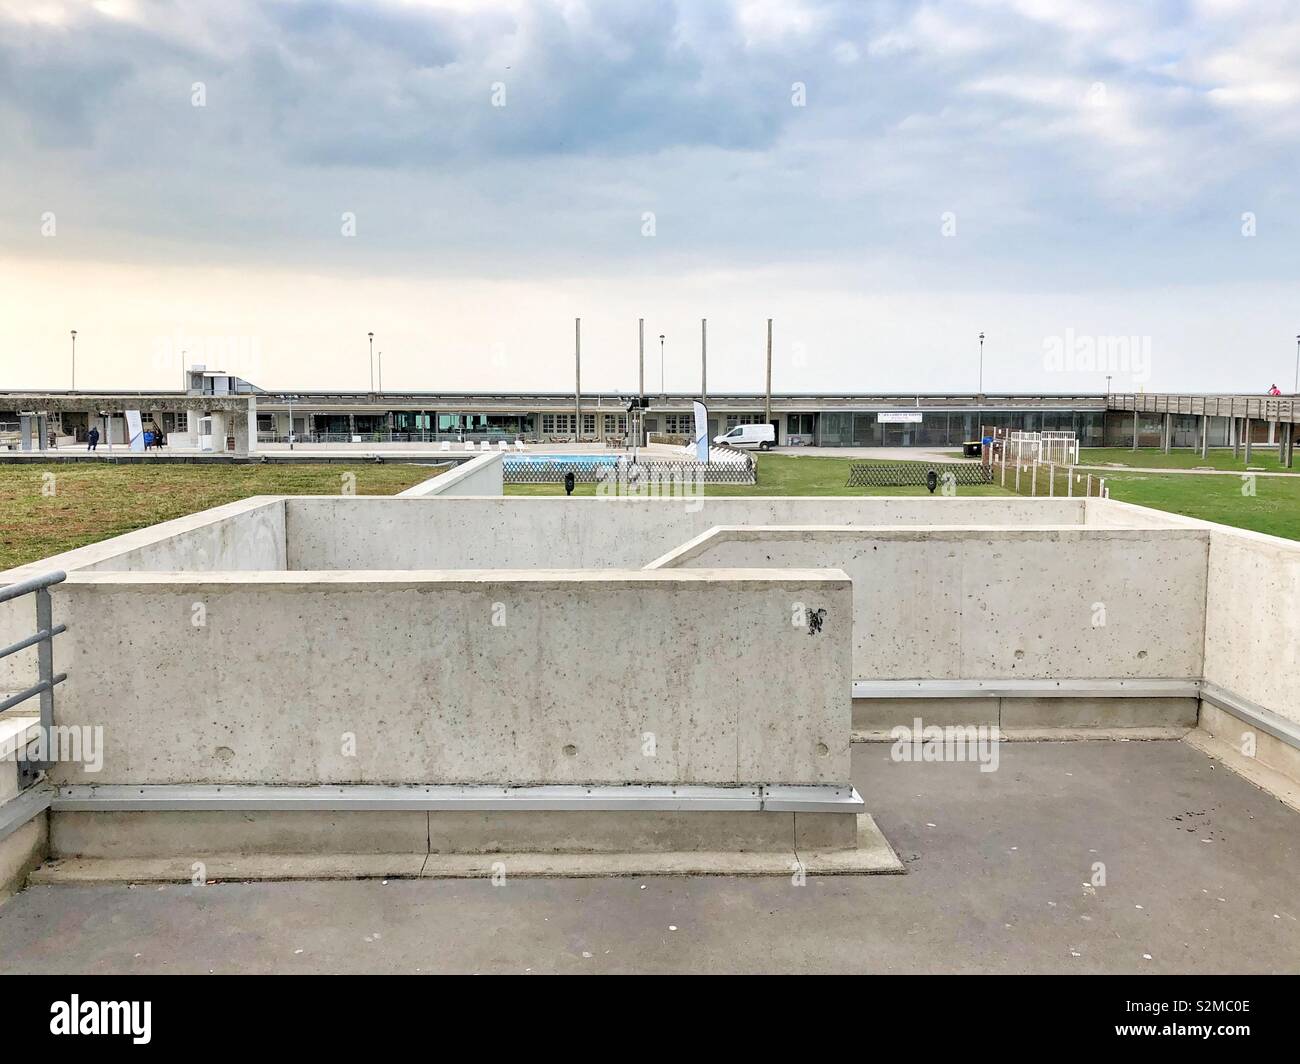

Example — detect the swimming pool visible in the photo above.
[506,454,621,467]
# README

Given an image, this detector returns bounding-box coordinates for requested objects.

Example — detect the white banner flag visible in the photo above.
[125,409,145,452]
[693,400,709,463]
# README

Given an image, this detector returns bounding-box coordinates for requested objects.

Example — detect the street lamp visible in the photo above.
[1106,374,1112,399]
[70,330,76,391]
[368,332,375,392]
[377,351,383,395]
[1294,335,1299,395]
[659,334,666,399]
[284,394,300,450]
[977,332,984,395]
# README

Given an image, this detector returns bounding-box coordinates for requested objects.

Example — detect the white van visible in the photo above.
[714,423,776,450]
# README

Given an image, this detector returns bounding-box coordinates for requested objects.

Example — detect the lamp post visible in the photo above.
[368,332,375,392]
[70,330,76,391]
[659,334,666,400]
[1294,335,1299,395]
[978,332,984,395]
[377,351,383,395]
[284,394,299,450]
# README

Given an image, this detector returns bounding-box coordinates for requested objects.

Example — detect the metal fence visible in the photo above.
[0,571,66,838]
[997,458,1109,498]
[504,456,756,485]
[258,431,526,445]
[846,462,993,488]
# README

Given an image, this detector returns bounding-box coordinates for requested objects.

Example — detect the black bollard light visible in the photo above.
[926,469,938,494]
[564,470,576,496]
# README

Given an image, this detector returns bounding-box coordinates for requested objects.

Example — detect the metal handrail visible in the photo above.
[0,570,67,786]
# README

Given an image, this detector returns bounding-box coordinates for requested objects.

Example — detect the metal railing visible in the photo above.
[1109,393,1300,422]
[257,431,532,445]
[1,571,67,786]
[996,456,1107,498]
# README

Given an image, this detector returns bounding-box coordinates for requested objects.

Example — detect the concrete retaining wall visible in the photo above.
[49,568,851,788]
[286,496,1089,570]
[1,497,286,691]
[1202,529,1300,729]
[649,525,1209,684]
[395,451,502,497]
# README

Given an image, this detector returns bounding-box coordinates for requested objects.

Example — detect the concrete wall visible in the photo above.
[1,497,286,691]
[1202,528,1300,728]
[1,496,285,582]
[1083,498,1200,528]
[286,496,1089,571]
[650,525,1209,682]
[395,452,503,497]
[50,568,851,788]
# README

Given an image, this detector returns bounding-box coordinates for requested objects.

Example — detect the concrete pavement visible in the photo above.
[1,739,1296,974]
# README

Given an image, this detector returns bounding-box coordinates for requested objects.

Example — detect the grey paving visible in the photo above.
[1,740,1297,973]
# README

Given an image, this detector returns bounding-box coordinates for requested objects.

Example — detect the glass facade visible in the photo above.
[812,410,1104,447]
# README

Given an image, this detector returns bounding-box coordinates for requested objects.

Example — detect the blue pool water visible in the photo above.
[506,454,621,467]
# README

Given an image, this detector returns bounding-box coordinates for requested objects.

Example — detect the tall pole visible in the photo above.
[1294,335,1299,395]
[378,352,383,394]
[701,318,707,401]
[659,334,665,399]
[764,318,773,427]
[574,317,581,441]
[368,332,374,392]
[70,330,76,392]
[637,318,645,451]
[978,332,985,395]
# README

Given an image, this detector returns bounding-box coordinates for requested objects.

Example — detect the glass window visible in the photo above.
[819,412,853,445]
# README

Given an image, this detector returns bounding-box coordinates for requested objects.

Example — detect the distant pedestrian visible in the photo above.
[1268,383,1282,396]
[86,426,99,451]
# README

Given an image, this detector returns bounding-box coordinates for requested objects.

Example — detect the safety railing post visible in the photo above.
[35,585,54,771]
[0,570,67,787]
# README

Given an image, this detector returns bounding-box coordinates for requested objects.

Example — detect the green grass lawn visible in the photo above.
[1099,470,1300,540]
[1079,447,1296,472]
[0,463,443,570]
[506,453,1013,498]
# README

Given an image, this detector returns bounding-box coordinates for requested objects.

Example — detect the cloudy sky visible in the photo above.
[1,0,1298,395]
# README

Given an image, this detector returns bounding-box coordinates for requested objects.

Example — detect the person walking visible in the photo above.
[86,425,100,451]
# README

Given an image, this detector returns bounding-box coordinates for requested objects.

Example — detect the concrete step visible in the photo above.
[31,815,904,882]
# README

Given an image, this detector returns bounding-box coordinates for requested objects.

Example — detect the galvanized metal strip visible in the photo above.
[852,678,1201,700]
[761,786,864,813]
[52,784,788,813]
[1199,683,1300,753]
[0,783,53,844]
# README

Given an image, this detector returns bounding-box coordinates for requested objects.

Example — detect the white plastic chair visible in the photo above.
[440,441,450,452]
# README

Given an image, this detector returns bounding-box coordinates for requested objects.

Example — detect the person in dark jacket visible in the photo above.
[86,426,100,451]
